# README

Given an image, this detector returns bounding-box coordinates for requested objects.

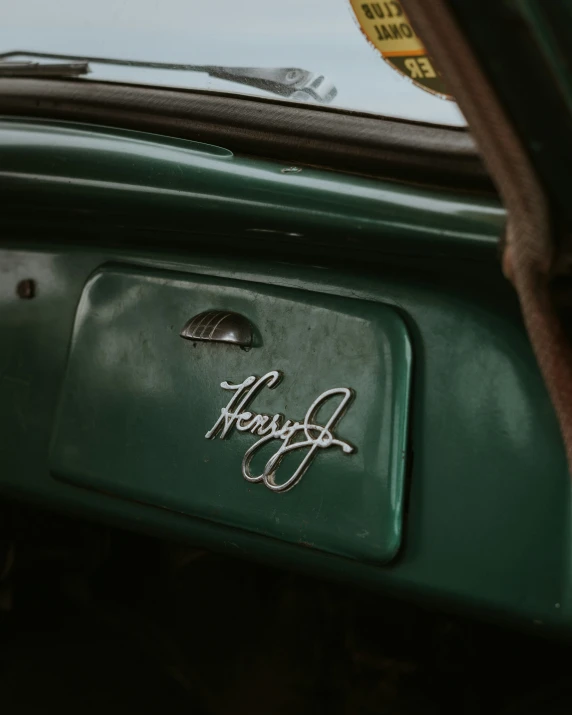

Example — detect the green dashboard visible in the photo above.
[0,118,569,633]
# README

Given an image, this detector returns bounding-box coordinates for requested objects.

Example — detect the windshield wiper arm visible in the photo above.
[0,51,337,104]
[201,66,337,103]
[0,60,89,78]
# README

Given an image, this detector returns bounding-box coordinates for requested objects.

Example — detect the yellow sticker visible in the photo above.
[349,0,452,99]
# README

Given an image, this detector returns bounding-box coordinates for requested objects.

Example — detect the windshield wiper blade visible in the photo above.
[0,51,337,104]
[0,61,89,78]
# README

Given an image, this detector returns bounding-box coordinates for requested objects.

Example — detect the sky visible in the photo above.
[0,0,466,125]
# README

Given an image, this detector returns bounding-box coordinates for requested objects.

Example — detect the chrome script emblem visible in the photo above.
[205,370,355,492]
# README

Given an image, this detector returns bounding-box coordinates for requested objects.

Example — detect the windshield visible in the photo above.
[0,0,466,126]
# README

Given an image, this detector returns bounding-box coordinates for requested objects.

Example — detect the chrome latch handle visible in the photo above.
[180,311,253,347]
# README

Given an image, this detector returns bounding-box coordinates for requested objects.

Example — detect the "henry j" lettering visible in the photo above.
[205,371,355,492]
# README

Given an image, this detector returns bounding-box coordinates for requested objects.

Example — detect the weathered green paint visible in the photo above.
[0,119,569,633]
[49,266,412,563]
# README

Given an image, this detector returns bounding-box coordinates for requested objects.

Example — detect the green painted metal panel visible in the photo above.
[1,245,569,633]
[49,266,412,563]
[0,119,504,261]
